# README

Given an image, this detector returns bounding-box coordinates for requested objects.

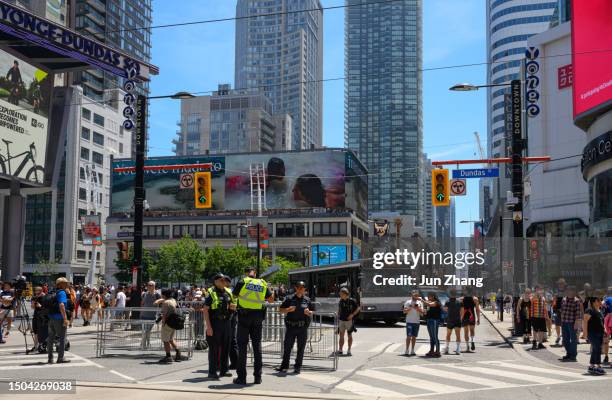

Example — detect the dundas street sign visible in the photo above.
[452,168,499,179]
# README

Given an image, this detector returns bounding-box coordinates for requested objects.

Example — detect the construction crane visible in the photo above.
[473,131,488,166]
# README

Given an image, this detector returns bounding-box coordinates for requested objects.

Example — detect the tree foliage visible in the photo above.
[149,236,205,286]
[266,256,302,286]
[113,246,155,285]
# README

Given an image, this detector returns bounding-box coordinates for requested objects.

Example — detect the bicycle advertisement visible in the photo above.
[0,48,52,184]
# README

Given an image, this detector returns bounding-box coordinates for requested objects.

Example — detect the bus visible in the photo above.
[288,259,414,325]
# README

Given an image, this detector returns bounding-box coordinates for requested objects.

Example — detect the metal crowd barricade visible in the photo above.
[254,303,338,371]
[177,301,208,350]
[95,307,194,359]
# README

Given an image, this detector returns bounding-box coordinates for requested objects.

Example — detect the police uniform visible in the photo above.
[232,275,272,384]
[278,291,313,373]
[205,285,234,378]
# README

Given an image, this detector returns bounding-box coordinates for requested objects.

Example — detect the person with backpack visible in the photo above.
[46,277,71,364]
[158,288,183,363]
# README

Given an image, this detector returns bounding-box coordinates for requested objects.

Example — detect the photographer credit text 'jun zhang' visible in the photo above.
[372,249,486,288]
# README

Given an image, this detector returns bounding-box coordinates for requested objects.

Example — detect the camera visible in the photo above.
[12,275,27,295]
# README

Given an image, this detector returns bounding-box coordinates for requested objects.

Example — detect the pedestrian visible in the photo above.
[530,285,548,350]
[276,281,314,374]
[423,292,442,357]
[30,286,49,353]
[223,275,239,370]
[603,287,612,366]
[140,281,160,349]
[80,288,92,326]
[495,289,503,320]
[461,287,480,352]
[559,285,581,362]
[403,290,424,356]
[583,296,606,375]
[443,288,463,355]
[0,281,15,339]
[552,278,567,346]
[336,287,360,356]
[204,274,235,380]
[516,288,532,344]
[46,277,71,364]
[158,288,183,363]
[231,266,274,385]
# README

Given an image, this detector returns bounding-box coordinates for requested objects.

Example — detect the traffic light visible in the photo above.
[194,171,212,209]
[117,241,129,261]
[432,169,450,206]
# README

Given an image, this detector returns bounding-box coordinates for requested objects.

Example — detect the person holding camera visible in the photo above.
[403,290,424,356]
[204,273,236,379]
[47,278,71,364]
[158,289,182,363]
[30,286,49,353]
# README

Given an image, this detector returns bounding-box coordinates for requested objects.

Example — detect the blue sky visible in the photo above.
[147,0,488,236]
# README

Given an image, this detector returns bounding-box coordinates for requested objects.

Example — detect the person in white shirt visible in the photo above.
[111,286,127,330]
[403,290,424,356]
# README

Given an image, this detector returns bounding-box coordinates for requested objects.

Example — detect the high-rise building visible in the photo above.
[235,0,323,150]
[174,84,293,156]
[345,0,423,219]
[7,0,68,23]
[484,0,557,218]
[421,153,436,237]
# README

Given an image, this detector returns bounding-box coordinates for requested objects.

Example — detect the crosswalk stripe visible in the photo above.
[480,361,597,379]
[0,361,91,370]
[369,342,393,353]
[415,344,429,355]
[299,372,406,398]
[356,369,466,394]
[446,365,565,384]
[385,343,404,353]
[393,365,514,389]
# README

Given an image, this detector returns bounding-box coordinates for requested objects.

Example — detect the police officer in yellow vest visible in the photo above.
[204,273,236,380]
[231,266,274,385]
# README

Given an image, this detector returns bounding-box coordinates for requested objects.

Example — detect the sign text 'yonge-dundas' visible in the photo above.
[581,130,612,175]
[0,2,142,79]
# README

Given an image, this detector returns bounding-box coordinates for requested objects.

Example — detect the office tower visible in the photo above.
[73,0,152,100]
[485,0,557,215]
[345,0,423,219]
[6,0,68,23]
[235,0,323,150]
[174,84,293,156]
[421,154,436,237]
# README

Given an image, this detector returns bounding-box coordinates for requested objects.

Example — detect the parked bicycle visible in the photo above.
[0,139,45,183]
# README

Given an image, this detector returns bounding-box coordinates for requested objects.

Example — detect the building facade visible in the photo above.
[72,0,152,101]
[484,0,557,219]
[174,84,293,156]
[345,0,423,219]
[22,88,131,284]
[421,154,435,237]
[235,0,323,150]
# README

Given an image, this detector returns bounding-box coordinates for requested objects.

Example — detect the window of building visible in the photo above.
[143,225,170,239]
[276,223,307,237]
[93,113,104,126]
[77,250,86,260]
[77,229,83,241]
[173,224,203,239]
[81,127,90,140]
[82,108,91,120]
[92,151,103,166]
[93,132,104,146]
[78,188,87,200]
[313,222,347,237]
[206,224,237,238]
[80,147,89,160]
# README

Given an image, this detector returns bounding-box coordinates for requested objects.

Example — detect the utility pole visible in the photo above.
[510,79,525,295]
[132,95,147,290]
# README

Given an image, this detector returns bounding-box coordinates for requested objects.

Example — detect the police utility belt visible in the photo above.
[285,319,309,328]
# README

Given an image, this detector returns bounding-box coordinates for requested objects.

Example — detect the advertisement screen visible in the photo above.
[0,49,52,184]
[111,156,226,214]
[111,150,367,216]
[81,214,102,246]
[572,1,612,122]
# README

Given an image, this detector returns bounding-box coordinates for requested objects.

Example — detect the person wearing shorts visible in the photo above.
[403,290,423,356]
[337,287,360,356]
[159,288,181,363]
[552,279,566,346]
[530,286,548,350]
[461,288,480,352]
[444,288,463,355]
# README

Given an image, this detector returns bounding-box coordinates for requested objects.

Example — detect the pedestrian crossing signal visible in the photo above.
[432,169,450,207]
[194,171,212,209]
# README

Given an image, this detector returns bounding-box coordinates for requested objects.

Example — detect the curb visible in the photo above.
[72,381,366,400]
[482,312,514,349]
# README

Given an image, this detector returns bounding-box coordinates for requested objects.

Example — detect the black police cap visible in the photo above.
[212,273,225,281]
[294,281,306,288]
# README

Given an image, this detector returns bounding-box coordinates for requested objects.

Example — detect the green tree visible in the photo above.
[204,244,257,280]
[149,236,205,286]
[113,246,155,285]
[266,256,302,286]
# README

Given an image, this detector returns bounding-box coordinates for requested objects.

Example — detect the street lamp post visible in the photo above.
[132,91,195,289]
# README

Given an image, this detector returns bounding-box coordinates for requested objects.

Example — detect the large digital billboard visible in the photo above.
[111,150,368,217]
[0,49,52,184]
[572,1,612,127]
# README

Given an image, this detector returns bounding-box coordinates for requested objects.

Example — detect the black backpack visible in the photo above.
[40,292,59,313]
[166,312,185,330]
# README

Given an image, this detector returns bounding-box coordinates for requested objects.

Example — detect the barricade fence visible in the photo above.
[177,301,207,349]
[254,303,338,371]
[95,307,194,359]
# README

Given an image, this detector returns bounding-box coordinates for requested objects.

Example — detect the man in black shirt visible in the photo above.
[443,288,463,355]
[337,287,360,356]
[276,281,314,374]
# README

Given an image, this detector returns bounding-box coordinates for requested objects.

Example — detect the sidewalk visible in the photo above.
[482,308,593,367]
[0,318,97,349]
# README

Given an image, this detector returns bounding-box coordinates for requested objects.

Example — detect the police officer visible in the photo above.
[232,267,274,385]
[276,281,314,374]
[223,274,239,370]
[203,273,235,380]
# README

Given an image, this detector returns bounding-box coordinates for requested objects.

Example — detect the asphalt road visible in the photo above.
[0,315,609,399]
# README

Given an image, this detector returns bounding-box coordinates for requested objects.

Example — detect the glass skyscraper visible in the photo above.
[345,0,423,218]
[235,0,323,150]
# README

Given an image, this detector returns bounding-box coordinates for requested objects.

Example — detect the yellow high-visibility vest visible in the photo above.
[237,277,267,309]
